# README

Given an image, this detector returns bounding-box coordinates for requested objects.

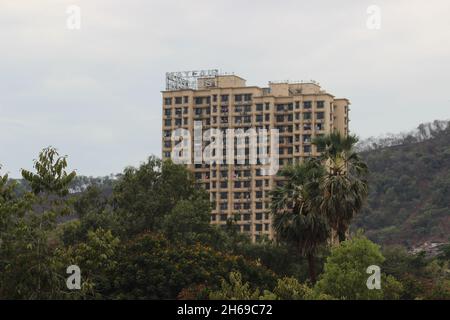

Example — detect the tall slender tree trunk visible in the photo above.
[337,224,347,243]
[307,252,317,284]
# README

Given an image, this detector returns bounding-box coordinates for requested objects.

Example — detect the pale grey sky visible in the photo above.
[1,0,449,177]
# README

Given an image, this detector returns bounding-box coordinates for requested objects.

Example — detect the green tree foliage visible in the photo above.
[271,276,332,300]
[232,240,327,282]
[210,272,332,300]
[58,228,120,299]
[162,199,220,245]
[21,147,76,197]
[210,272,265,300]
[112,157,206,236]
[1,147,76,299]
[381,246,428,299]
[109,233,276,299]
[423,260,450,299]
[315,235,403,299]
[0,167,34,298]
[62,185,119,245]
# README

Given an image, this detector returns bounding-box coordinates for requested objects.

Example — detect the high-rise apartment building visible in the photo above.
[162,72,349,241]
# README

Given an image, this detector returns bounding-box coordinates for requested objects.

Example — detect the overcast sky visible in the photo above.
[1,0,449,177]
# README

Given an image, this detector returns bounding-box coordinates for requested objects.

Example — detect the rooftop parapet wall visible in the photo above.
[269,82,323,96]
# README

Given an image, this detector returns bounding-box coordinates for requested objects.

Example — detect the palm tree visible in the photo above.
[313,133,369,243]
[270,160,330,283]
[314,133,359,158]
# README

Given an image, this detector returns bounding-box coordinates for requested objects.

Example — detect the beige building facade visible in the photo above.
[162,74,349,241]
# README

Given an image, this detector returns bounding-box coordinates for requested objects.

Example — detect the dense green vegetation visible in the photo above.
[0,123,449,299]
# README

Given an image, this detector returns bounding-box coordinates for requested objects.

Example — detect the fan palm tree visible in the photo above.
[270,160,330,283]
[313,133,369,243]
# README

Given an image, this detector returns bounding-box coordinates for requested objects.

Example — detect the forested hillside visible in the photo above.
[353,120,450,248]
